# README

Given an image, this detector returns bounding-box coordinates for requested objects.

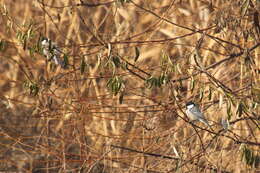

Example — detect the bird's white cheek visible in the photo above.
[187,104,194,109]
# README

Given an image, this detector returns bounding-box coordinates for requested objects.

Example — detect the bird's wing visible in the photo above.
[191,106,205,118]
[192,106,211,126]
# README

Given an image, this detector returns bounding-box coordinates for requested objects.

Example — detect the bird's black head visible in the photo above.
[40,36,48,42]
[186,101,195,107]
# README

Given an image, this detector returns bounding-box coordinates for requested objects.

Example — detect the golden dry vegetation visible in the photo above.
[0,0,260,172]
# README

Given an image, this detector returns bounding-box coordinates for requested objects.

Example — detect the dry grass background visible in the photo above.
[0,0,259,172]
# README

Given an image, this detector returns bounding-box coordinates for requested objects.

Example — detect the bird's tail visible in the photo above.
[200,118,214,131]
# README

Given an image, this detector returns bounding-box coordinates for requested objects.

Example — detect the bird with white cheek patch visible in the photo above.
[185,101,211,128]
[41,37,66,69]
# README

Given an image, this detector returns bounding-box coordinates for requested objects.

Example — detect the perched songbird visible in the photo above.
[41,37,66,68]
[185,101,210,127]
[221,117,229,131]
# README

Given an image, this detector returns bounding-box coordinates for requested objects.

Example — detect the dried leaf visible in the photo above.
[134,47,140,62]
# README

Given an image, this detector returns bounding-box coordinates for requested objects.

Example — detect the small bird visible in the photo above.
[41,37,66,69]
[221,117,229,131]
[185,101,210,127]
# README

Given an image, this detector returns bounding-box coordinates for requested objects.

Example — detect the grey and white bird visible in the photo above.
[41,37,66,69]
[221,117,229,131]
[185,101,210,127]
